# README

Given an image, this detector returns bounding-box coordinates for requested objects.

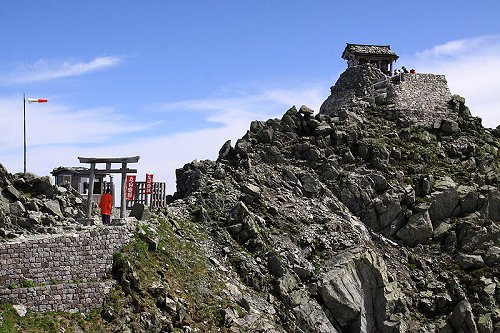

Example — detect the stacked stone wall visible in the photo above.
[0,281,114,313]
[319,67,457,128]
[387,73,455,126]
[0,225,134,312]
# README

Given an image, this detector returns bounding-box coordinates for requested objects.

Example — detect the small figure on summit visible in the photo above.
[99,188,113,225]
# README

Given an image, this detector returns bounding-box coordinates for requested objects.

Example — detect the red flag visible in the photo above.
[145,173,154,194]
[125,175,136,200]
[27,98,48,103]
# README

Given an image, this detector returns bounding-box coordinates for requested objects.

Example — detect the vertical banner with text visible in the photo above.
[145,173,154,194]
[125,175,136,200]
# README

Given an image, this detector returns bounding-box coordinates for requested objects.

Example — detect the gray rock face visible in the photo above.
[486,191,500,221]
[484,246,500,266]
[455,252,485,270]
[2,64,499,332]
[396,211,433,246]
[44,200,64,218]
[458,185,479,215]
[428,177,460,224]
[447,299,479,333]
[276,273,339,333]
[9,201,26,216]
[441,119,461,135]
[319,250,400,333]
[5,185,22,201]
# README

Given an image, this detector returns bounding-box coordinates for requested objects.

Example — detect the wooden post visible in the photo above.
[86,162,96,217]
[110,175,115,208]
[120,162,127,218]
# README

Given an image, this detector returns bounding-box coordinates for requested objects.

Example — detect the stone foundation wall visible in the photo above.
[0,281,114,313]
[387,73,455,126]
[391,73,451,110]
[319,67,457,128]
[0,224,135,312]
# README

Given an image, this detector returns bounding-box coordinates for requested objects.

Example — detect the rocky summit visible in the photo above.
[1,65,499,332]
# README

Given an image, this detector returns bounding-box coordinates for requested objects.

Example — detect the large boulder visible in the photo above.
[129,203,152,221]
[457,185,478,215]
[31,177,54,198]
[318,249,402,333]
[428,177,460,224]
[486,191,500,221]
[43,199,64,219]
[441,119,460,135]
[396,211,433,246]
[447,299,478,333]
[455,252,484,270]
[484,246,500,266]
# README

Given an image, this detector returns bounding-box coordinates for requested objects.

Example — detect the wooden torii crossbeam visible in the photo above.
[78,156,140,218]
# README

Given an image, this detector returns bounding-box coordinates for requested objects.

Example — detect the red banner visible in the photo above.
[145,173,154,194]
[125,175,136,200]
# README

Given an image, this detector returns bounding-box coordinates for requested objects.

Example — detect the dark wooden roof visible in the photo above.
[342,43,398,59]
[78,156,140,164]
[51,166,104,177]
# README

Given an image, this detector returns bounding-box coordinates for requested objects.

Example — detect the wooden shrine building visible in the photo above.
[52,166,113,205]
[342,43,399,75]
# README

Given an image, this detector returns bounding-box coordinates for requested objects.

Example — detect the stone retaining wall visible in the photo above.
[390,73,451,110]
[0,224,135,312]
[0,281,114,313]
[319,66,456,128]
[387,73,455,126]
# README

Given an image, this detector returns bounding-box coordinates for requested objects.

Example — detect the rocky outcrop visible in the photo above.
[80,78,498,331]
[1,65,498,332]
[0,167,89,239]
[318,249,402,333]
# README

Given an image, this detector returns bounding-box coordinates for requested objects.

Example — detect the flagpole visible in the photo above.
[23,93,26,174]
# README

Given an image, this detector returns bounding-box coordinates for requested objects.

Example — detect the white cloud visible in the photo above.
[416,39,469,58]
[160,85,326,127]
[406,35,500,128]
[0,56,123,84]
[0,96,158,155]
[0,84,327,195]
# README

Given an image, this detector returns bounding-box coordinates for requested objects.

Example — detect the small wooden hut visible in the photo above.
[51,166,113,205]
[342,43,399,75]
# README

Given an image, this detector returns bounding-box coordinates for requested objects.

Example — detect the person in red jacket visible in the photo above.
[99,189,113,225]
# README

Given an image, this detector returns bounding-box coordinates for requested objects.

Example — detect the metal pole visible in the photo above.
[23,93,26,174]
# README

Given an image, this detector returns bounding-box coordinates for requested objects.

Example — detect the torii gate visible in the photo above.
[78,156,140,218]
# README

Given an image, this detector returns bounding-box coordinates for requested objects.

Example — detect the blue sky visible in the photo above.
[1,1,499,193]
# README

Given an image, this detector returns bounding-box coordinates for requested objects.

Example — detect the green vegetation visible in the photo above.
[101,217,232,330]
[0,303,106,333]
[0,214,233,332]
[20,280,36,288]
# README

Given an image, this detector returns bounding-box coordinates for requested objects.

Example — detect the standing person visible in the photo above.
[99,189,113,225]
